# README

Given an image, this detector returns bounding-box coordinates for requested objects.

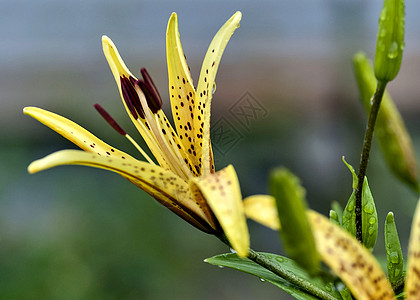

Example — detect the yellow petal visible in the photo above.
[166,13,201,175]
[405,198,420,299]
[195,11,242,175]
[102,37,170,170]
[29,149,214,233]
[308,210,395,300]
[243,195,281,230]
[102,35,135,85]
[24,106,133,159]
[191,164,249,257]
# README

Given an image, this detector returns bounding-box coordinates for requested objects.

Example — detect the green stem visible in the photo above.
[391,276,405,295]
[216,235,338,300]
[355,80,387,243]
[247,249,338,300]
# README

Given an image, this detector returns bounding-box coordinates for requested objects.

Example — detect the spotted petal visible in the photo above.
[308,211,395,300]
[195,11,242,175]
[244,194,395,300]
[28,149,215,233]
[405,198,420,299]
[24,106,133,160]
[190,165,249,257]
[166,13,199,171]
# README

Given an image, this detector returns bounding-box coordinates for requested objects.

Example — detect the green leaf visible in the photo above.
[329,210,341,226]
[337,285,353,300]
[341,158,378,250]
[331,201,343,225]
[205,252,341,300]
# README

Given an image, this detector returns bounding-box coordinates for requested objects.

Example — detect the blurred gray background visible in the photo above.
[1,0,420,299]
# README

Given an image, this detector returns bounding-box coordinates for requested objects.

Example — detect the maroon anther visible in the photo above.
[94,104,126,136]
[120,76,145,119]
[137,80,161,114]
[140,68,162,111]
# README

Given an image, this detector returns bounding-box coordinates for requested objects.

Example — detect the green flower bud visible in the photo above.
[270,167,319,274]
[341,158,378,250]
[384,212,404,286]
[353,52,418,191]
[374,0,405,82]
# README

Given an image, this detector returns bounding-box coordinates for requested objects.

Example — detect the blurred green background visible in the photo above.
[2,0,420,299]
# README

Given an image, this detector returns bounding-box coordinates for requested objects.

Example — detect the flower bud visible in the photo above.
[384,212,404,285]
[374,0,405,82]
[270,168,319,274]
[353,52,418,191]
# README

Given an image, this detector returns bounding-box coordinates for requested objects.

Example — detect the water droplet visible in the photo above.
[379,8,387,22]
[390,251,399,264]
[378,41,386,52]
[368,227,376,235]
[259,278,266,282]
[211,83,216,95]
[387,41,399,59]
[363,204,374,214]
[218,265,224,269]
[370,95,375,106]
[379,28,387,37]
[336,282,346,292]
[275,256,285,263]
[400,42,405,51]
[230,248,237,254]
[325,285,332,292]
[347,200,355,211]
[325,283,333,292]
[369,216,376,225]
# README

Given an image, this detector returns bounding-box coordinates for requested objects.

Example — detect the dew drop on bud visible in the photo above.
[387,42,399,59]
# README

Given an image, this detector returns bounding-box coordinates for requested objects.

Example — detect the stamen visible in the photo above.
[140,68,162,111]
[137,80,162,113]
[134,85,191,179]
[94,104,126,135]
[120,76,144,119]
[94,103,155,165]
[125,134,156,165]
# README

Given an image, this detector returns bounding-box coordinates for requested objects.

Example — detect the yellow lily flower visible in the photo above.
[243,195,420,299]
[25,11,249,257]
